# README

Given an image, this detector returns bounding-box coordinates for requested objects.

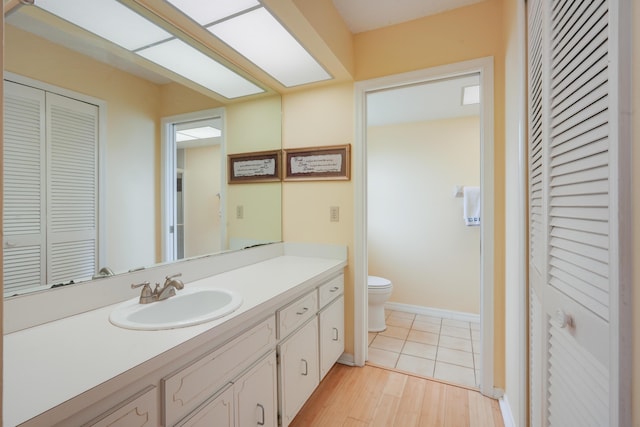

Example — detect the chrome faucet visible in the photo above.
[156,273,184,301]
[131,273,184,304]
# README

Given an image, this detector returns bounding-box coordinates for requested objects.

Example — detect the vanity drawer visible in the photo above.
[88,386,158,427]
[163,316,276,426]
[318,274,344,308]
[277,290,318,339]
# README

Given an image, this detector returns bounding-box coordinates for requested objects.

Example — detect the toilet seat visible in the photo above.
[368,275,392,290]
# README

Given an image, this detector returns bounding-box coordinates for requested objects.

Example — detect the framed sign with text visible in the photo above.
[228,150,281,183]
[283,144,351,181]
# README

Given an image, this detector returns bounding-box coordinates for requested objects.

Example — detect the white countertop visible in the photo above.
[4,254,346,426]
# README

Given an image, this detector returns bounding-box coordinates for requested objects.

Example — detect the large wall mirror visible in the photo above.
[3,4,282,297]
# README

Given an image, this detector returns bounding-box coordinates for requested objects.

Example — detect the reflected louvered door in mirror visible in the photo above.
[3,81,47,295]
[3,80,99,295]
[527,0,628,425]
[46,93,98,285]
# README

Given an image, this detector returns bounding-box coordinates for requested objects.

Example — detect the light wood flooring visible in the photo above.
[290,364,504,427]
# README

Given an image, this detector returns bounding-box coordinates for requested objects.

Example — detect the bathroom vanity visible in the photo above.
[4,243,347,426]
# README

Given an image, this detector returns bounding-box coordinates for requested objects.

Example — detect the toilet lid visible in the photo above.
[368,276,391,288]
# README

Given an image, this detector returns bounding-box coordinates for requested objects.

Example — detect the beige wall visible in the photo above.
[184,145,221,257]
[282,82,355,353]
[225,96,282,248]
[368,117,481,314]
[281,0,506,386]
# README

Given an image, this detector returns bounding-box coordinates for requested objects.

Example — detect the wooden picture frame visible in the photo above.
[283,144,351,181]
[228,150,281,183]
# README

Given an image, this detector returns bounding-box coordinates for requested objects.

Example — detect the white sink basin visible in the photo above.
[110,288,243,330]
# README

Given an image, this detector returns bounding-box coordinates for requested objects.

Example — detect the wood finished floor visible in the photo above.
[290,364,504,427]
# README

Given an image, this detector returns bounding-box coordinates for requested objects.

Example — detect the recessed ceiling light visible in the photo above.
[136,38,264,99]
[462,85,480,105]
[208,7,332,87]
[176,126,221,142]
[35,0,172,50]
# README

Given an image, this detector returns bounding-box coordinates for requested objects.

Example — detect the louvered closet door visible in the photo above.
[3,81,47,295]
[46,93,98,284]
[527,0,618,425]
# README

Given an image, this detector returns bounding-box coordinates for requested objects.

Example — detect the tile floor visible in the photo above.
[367,309,481,388]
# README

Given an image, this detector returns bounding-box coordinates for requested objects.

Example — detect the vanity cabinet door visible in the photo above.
[174,385,234,427]
[163,317,276,426]
[235,351,278,427]
[278,318,319,427]
[319,295,344,380]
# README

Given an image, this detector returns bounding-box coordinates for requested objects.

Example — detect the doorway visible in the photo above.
[161,108,226,262]
[354,57,497,397]
[366,74,482,388]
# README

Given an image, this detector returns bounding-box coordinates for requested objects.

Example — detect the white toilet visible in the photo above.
[368,276,393,332]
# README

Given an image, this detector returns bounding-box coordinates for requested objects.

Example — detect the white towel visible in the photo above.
[463,186,481,226]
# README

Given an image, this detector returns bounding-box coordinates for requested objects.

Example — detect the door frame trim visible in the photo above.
[160,107,226,262]
[353,56,496,396]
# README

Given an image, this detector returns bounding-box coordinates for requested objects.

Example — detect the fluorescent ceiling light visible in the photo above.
[165,0,259,26]
[136,38,264,99]
[462,85,480,105]
[176,126,221,142]
[208,7,332,87]
[35,0,172,51]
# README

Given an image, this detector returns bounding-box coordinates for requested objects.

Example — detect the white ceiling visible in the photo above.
[332,0,483,33]
[366,74,480,127]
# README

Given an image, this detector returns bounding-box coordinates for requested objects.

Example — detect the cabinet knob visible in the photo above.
[555,309,575,329]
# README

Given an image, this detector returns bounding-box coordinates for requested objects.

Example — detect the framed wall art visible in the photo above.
[228,150,281,183]
[283,144,351,181]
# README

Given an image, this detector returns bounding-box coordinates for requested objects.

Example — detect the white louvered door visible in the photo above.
[46,93,98,285]
[527,0,625,425]
[3,81,99,294]
[3,81,46,295]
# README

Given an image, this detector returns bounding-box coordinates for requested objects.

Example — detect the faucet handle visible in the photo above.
[131,281,154,304]
[131,281,150,289]
[166,273,182,281]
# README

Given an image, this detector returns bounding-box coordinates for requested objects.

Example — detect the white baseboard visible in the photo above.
[384,301,481,323]
[499,394,516,427]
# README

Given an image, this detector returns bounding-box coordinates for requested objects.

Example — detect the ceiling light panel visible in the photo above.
[165,0,260,26]
[136,38,264,99]
[176,126,222,141]
[35,0,172,51]
[208,7,332,87]
[462,85,480,105]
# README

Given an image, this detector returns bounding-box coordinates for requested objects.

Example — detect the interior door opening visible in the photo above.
[354,57,496,397]
[162,110,226,263]
[365,73,482,389]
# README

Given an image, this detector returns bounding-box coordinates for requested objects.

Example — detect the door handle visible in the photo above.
[301,359,308,376]
[332,327,339,341]
[256,403,265,426]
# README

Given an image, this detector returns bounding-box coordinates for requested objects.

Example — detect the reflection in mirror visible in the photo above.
[3,6,282,297]
[165,113,225,261]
